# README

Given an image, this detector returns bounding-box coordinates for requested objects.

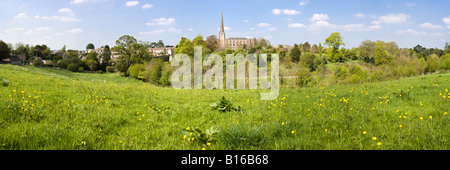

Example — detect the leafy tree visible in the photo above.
[100,45,112,71]
[290,44,301,63]
[325,32,345,63]
[425,54,440,73]
[157,40,165,48]
[0,40,11,60]
[413,44,424,54]
[205,35,219,52]
[310,44,318,53]
[174,37,194,58]
[113,35,151,73]
[61,45,66,53]
[302,42,311,52]
[374,41,389,66]
[143,58,164,85]
[358,40,376,63]
[300,53,319,71]
[86,43,95,50]
[318,43,323,56]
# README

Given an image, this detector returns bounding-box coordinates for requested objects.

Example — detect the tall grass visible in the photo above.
[0,64,448,150]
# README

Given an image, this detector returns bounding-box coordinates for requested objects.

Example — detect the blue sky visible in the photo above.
[0,0,449,50]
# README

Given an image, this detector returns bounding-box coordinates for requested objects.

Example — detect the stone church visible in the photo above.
[218,12,254,50]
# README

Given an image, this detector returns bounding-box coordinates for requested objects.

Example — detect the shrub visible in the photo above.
[296,67,312,87]
[210,96,242,113]
[106,66,115,73]
[67,63,79,72]
[127,64,144,79]
[334,65,349,80]
[143,58,164,84]
[159,70,171,86]
[425,54,440,73]
[32,58,43,67]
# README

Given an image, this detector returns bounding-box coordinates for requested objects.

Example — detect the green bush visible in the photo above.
[106,66,115,73]
[425,54,440,73]
[159,70,171,86]
[127,64,144,79]
[296,67,312,87]
[143,58,163,85]
[67,63,79,72]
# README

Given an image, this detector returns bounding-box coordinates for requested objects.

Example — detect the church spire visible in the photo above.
[220,11,224,33]
[219,11,226,49]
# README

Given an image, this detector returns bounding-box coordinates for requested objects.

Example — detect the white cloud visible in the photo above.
[299,0,309,6]
[146,17,176,26]
[395,29,427,35]
[140,29,166,36]
[372,13,410,24]
[272,9,300,15]
[167,27,181,33]
[288,23,306,28]
[14,13,29,19]
[269,27,278,31]
[23,27,51,35]
[66,28,83,34]
[139,27,181,36]
[217,27,231,31]
[142,4,153,9]
[58,8,74,16]
[125,1,140,7]
[354,13,365,18]
[71,0,105,4]
[188,28,193,31]
[443,16,450,28]
[5,27,25,32]
[250,27,255,30]
[420,23,444,29]
[310,14,329,22]
[309,20,381,32]
[243,20,249,23]
[406,3,416,7]
[257,23,270,27]
[52,15,80,22]
[444,16,450,24]
[35,15,52,20]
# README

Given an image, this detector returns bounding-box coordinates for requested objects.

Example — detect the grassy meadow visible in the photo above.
[0,64,449,150]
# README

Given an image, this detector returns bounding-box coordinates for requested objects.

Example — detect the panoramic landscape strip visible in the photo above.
[0,0,449,151]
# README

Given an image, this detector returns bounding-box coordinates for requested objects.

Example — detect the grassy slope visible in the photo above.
[0,64,449,150]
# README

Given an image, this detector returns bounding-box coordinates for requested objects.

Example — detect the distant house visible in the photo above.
[1,55,25,65]
[149,47,175,62]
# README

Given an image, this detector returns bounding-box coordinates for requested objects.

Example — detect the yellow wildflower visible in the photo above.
[372,137,377,141]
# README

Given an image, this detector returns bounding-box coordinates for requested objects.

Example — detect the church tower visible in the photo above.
[219,11,226,49]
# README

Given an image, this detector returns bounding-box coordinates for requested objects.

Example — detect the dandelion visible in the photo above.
[399,125,403,128]
[192,138,195,141]
[202,148,206,150]
[372,137,377,141]
[377,142,382,147]
[183,135,187,139]
[445,112,448,115]
[325,129,328,132]
[207,143,211,146]
[405,112,408,115]
[420,117,423,120]
[120,141,123,144]
[282,122,285,126]
[291,131,295,134]
[21,91,24,94]
[186,127,190,130]
[429,116,432,119]
[363,131,367,135]
[404,116,407,119]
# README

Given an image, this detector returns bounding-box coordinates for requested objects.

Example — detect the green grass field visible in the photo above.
[0,64,449,150]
